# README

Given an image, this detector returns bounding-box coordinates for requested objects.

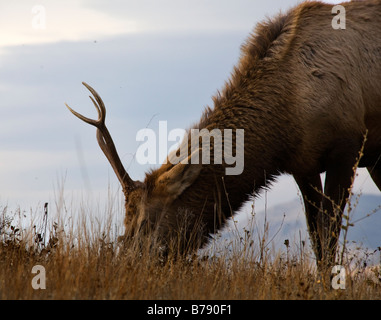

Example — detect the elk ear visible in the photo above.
[157,162,202,199]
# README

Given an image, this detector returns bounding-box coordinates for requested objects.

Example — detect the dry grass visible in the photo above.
[1,194,380,301]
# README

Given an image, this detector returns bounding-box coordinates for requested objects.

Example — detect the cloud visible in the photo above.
[0,30,244,208]
[0,1,137,48]
[1,0,379,214]
[1,0,344,49]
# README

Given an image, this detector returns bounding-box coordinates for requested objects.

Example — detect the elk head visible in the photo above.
[66,82,203,249]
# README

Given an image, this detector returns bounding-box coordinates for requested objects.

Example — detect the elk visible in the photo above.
[66,0,381,268]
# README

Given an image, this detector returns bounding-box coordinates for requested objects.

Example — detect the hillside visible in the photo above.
[205,194,381,263]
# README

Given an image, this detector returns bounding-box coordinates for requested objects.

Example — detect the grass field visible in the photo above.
[1,194,380,301]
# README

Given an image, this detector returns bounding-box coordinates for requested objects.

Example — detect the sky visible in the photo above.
[1,0,379,230]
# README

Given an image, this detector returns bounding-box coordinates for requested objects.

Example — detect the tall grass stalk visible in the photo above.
[0,180,380,300]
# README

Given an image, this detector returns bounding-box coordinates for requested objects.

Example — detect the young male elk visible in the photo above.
[66,0,381,268]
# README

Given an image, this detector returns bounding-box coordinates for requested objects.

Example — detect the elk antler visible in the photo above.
[65,82,137,196]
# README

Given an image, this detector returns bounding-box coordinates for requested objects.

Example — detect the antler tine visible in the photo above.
[82,82,106,124]
[65,102,99,127]
[65,82,105,127]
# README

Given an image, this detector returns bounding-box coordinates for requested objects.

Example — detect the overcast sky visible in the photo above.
[1,0,378,227]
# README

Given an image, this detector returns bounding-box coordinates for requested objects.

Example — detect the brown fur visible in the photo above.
[69,1,381,267]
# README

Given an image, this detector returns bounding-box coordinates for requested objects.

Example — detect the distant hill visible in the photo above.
[203,194,381,260]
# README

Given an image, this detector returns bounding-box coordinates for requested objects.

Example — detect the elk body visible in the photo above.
[66,0,381,268]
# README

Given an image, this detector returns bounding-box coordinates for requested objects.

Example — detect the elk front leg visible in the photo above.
[320,157,357,268]
[294,174,324,264]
